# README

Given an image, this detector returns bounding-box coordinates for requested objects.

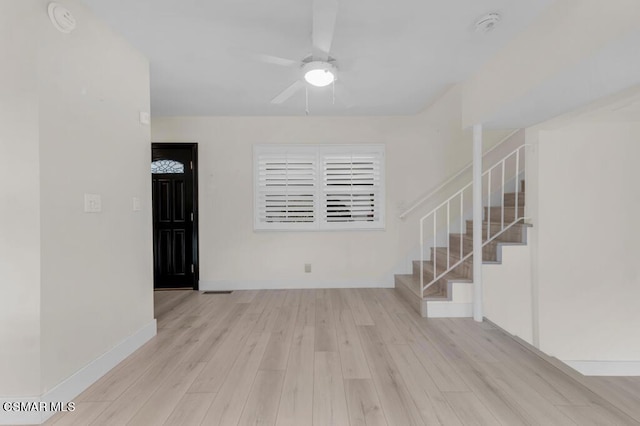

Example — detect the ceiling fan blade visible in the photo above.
[228,49,299,67]
[256,53,299,67]
[271,80,305,104]
[312,0,338,59]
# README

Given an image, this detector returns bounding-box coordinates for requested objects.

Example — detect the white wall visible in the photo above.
[0,0,42,398]
[151,87,513,290]
[37,0,154,393]
[483,233,534,345]
[531,121,640,365]
[0,0,154,403]
[462,0,640,127]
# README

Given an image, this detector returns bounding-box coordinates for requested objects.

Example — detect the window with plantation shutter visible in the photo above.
[322,149,383,229]
[254,145,385,231]
[255,147,317,230]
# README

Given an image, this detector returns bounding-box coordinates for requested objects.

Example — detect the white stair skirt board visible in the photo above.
[0,320,157,425]
[200,279,392,291]
[563,360,640,376]
[427,302,473,318]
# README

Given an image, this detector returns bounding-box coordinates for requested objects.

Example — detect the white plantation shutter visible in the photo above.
[255,148,317,229]
[322,149,383,229]
[254,145,384,230]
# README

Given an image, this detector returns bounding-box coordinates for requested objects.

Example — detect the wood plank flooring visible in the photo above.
[46,288,640,426]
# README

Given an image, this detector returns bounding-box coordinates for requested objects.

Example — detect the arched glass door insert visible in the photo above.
[151,159,185,174]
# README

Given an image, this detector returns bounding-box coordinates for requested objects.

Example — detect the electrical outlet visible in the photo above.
[304,263,312,273]
[84,193,101,213]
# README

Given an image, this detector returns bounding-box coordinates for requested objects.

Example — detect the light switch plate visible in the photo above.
[139,111,150,125]
[84,193,101,213]
[132,197,141,211]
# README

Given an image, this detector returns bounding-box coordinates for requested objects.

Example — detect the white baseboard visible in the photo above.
[426,302,473,318]
[563,360,640,376]
[0,320,156,425]
[200,279,393,291]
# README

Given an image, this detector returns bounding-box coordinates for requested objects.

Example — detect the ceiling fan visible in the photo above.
[255,0,353,111]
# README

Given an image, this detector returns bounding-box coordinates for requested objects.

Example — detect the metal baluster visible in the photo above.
[433,210,437,279]
[447,201,450,270]
[487,170,491,240]
[515,148,520,221]
[501,160,505,232]
[460,192,464,261]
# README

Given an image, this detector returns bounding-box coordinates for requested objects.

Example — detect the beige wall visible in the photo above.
[1,0,154,398]
[529,121,640,362]
[0,0,42,397]
[152,87,512,290]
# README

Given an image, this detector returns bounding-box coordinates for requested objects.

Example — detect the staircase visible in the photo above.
[395,146,530,318]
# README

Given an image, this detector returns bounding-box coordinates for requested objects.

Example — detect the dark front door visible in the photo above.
[151,143,199,289]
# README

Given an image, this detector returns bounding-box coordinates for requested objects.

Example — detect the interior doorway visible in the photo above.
[151,143,199,289]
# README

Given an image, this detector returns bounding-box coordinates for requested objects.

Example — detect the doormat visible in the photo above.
[202,291,233,294]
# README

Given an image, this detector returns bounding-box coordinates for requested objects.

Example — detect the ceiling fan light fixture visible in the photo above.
[303,61,336,87]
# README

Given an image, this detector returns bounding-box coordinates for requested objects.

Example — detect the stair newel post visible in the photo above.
[460,192,464,261]
[473,123,484,322]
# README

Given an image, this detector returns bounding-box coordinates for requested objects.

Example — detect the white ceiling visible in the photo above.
[81,0,554,116]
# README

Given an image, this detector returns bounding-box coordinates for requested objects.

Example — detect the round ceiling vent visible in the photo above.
[475,12,501,33]
[48,2,76,34]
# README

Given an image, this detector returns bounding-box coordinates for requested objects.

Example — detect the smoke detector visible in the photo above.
[475,12,501,33]
[48,2,76,34]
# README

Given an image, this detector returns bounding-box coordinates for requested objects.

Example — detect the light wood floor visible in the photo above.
[46,288,640,425]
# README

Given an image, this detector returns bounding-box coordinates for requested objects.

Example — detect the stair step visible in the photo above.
[484,206,525,222]
[465,220,527,242]
[431,246,468,266]
[448,234,500,261]
[504,192,525,207]
[430,247,473,278]
[395,274,421,297]
[412,260,472,283]
[451,231,527,245]
[395,274,447,299]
